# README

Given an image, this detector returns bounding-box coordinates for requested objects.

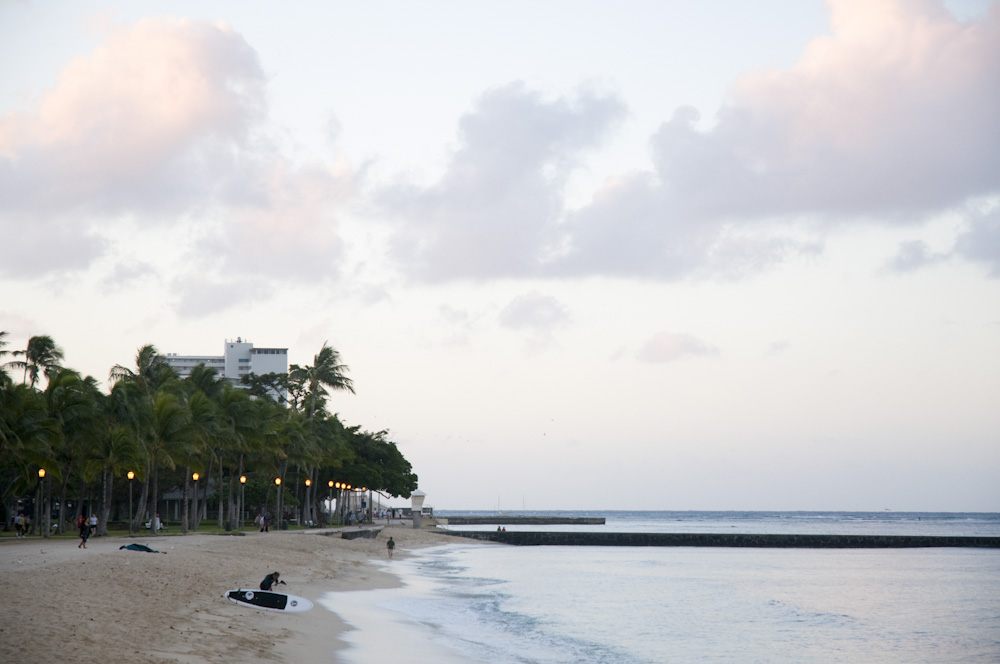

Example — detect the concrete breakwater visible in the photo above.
[443,531,1000,548]
[444,516,605,525]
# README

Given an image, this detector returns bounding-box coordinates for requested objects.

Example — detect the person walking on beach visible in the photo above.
[78,516,90,548]
[386,536,395,558]
[88,513,98,537]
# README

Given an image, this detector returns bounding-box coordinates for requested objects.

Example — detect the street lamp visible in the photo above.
[37,469,45,537]
[303,478,312,526]
[191,473,200,531]
[127,471,135,533]
[239,475,247,529]
[274,478,282,529]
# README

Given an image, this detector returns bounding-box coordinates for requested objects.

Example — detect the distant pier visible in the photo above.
[443,531,1000,548]
[443,516,606,525]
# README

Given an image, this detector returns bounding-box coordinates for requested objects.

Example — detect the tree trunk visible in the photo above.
[98,469,112,537]
[55,468,71,534]
[132,470,149,532]
[236,454,244,528]
[217,452,225,529]
[149,461,159,533]
[181,467,190,534]
[198,454,215,531]
[311,467,319,524]
[227,472,236,526]
[42,475,51,538]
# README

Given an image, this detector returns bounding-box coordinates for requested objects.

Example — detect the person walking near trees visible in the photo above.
[78,516,90,548]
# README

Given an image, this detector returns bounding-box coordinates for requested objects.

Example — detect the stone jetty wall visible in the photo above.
[443,531,1000,548]
[444,516,605,525]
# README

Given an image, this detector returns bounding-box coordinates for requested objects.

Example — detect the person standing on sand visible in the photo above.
[88,513,98,537]
[386,536,395,558]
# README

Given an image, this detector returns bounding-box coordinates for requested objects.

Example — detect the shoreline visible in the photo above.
[0,524,461,663]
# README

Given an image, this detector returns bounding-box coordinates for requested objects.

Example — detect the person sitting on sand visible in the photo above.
[260,571,286,591]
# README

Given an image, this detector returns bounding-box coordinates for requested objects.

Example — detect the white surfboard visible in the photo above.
[225,589,314,612]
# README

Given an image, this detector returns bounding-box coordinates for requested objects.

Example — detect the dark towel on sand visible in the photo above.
[120,543,165,553]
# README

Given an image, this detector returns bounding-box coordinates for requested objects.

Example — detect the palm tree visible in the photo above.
[109,345,174,397]
[109,345,178,531]
[290,342,355,421]
[45,370,104,533]
[181,389,218,532]
[288,343,355,525]
[96,426,143,536]
[0,331,11,385]
[0,380,54,532]
[8,335,65,388]
[145,391,191,531]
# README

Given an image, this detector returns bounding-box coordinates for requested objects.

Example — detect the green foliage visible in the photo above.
[0,336,418,527]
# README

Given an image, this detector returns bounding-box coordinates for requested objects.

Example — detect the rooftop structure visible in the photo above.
[164,337,288,400]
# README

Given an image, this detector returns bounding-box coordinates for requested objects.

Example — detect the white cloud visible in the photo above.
[380,82,626,282]
[636,332,718,363]
[953,207,1000,277]
[0,18,265,220]
[0,17,356,291]
[498,291,570,332]
[883,240,948,274]
[765,340,792,356]
[550,0,1000,280]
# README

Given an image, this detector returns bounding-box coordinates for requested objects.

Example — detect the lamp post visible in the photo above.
[274,477,282,530]
[328,480,334,522]
[127,471,135,533]
[304,478,312,526]
[239,475,247,529]
[345,484,352,523]
[192,473,200,531]
[36,469,46,537]
[334,482,343,524]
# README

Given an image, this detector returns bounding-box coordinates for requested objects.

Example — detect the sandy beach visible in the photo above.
[0,525,459,663]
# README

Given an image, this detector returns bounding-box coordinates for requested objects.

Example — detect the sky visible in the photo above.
[2,0,998,512]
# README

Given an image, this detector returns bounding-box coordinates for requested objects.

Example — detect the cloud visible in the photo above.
[0,18,265,220]
[169,272,273,319]
[550,0,1000,280]
[663,0,1000,218]
[636,332,718,363]
[953,206,1000,277]
[189,159,354,284]
[498,291,570,332]
[0,17,355,288]
[380,82,626,282]
[883,240,947,274]
[765,340,791,356]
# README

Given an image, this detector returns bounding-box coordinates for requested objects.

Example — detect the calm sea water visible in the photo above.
[324,512,1000,663]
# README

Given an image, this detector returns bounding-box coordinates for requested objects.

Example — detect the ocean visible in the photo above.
[322,511,1000,663]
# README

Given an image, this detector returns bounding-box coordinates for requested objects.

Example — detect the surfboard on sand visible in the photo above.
[225,589,313,612]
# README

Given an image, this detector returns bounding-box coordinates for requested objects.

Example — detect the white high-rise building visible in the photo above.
[164,338,288,399]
